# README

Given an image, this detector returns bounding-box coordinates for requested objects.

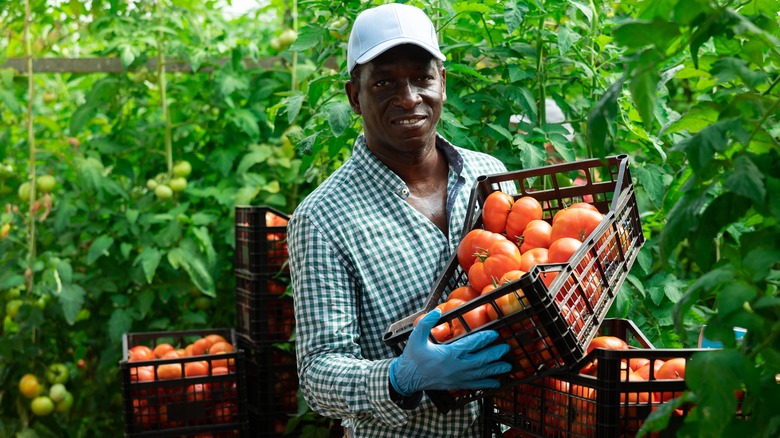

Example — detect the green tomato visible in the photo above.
[5,299,22,319]
[173,160,192,177]
[154,184,173,200]
[46,363,69,385]
[42,91,57,104]
[169,177,187,192]
[146,178,158,191]
[0,163,13,180]
[18,182,31,202]
[37,175,56,193]
[31,396,55,416]
[55,391,74,413]
[277,29,298,50]
[49,383,68,403]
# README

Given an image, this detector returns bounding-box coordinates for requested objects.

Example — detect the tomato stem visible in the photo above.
[23,0,37,293]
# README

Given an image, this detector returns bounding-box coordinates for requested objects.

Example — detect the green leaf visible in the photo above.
[58,283,86,325]
[447,63,491,82]
[56,259,73,285]
[87,235,114,265]
[192,226,217,268]
[237,145,273,174]
[504,1,529,34]
[661,192,705,257]
[69,103,98,135]
[488,123,513,143]
[289,26,323,51]
[228,108,260,140]
[284,93,304,125]
[673,266,736,331]
[167,247,215,297]
[216,72,249,96]
[711,57,768,89]
[570,0,593,22]
[692,193,751,270]
[514,139,546,170]
[324,101,351,137]
[686,350,753,435]
[629,67,660,131]
[717,281,757,317]
[557,26,581,56]
[612,19,681,50]
[672,119,740,173]
[743,249,780,283]
[0,90,21,114]
[634,164,666,209]
[109,308,133,342]
[587,79,623,158]
[135,247,162,284]
[724,155,765,204]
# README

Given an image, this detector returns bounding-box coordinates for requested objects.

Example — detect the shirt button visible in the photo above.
[401,188,409,196]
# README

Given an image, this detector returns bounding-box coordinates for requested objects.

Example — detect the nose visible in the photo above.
[392,80,422,110]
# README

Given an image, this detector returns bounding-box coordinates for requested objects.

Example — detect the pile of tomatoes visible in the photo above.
[500,335,691,437]
[417,192,607,344]
[125,333,242,433]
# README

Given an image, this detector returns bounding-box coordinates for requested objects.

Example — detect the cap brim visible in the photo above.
[354,38,446,68]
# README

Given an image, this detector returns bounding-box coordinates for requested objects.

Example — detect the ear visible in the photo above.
[345,80,362,115]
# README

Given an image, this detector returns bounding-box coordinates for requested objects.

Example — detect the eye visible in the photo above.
[374,79,391,88]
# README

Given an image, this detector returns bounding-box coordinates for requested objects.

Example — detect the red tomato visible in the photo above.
[447,285,480,302]
[550,208,604,242]
[457,229,507,272]
[579,336,629,376]
[468,239,523,291]
[547,237,583,263]
[519,219,551,253]
[482,191,514,234]
[505,196,543,242]
[128,345,155,362]
[552,202,599,224]
[654,358,686,402]
[484,287,530,321]
[519,247,549,272]
[499,269,526,284]
[635,359,665,380]
[450,303,491,338]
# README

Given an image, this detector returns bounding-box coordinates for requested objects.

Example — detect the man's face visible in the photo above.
[346,45,446,157]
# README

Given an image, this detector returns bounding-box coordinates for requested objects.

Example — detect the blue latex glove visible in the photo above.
[389,308,512,396]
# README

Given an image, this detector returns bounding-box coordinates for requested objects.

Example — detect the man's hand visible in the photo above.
[389,308,512,396]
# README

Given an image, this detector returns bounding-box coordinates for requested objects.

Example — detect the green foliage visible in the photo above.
[0,0,778,436]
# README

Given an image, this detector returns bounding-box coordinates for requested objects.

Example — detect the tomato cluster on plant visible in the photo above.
[17,363,75,417]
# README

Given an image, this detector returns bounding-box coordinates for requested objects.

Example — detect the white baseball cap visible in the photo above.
[347,3,446,73]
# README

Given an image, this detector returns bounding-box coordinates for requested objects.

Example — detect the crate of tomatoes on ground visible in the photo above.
[234,206,289,277]
[485,318,746,437]
[383,155,644,413]
[119,328,249,437]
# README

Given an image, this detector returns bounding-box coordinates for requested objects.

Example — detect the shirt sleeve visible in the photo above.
[287,212,412,427]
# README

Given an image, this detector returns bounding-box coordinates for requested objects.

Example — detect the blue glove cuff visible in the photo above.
[388,359,412,397]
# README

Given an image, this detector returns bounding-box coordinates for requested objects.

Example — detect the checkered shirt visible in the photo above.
[288,134,508,437]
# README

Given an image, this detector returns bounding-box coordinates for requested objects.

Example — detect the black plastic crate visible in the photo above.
[235,206,289,276]
[382,155,644,414]
[237,338,298,416]
[235,272,295,343]
[485,319,744,438]
[119,328,249,437]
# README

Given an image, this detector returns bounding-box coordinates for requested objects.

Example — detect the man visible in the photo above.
[288,4,512,437]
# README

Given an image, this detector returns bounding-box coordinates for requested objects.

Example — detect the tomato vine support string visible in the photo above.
[23,0,37,293]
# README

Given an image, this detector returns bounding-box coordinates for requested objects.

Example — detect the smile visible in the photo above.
[394,116,426,125]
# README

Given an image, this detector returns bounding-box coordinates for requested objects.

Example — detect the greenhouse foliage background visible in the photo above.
[0,0,778,436]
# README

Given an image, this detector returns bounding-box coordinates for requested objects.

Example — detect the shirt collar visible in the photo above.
[352,133,464,199]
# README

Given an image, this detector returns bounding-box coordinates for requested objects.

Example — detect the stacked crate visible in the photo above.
[119,328,249,437]
[234,206,297,436]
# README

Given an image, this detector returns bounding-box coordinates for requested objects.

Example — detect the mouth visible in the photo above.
[392,115,427,126]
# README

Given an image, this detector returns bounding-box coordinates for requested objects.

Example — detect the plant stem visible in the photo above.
[535,16,546,127]
[291,0,298,92]
[24,0,36,294]
[157,7,172,175]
